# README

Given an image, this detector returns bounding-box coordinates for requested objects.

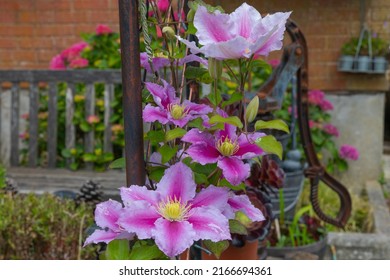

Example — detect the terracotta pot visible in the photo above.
[202,240,259,260]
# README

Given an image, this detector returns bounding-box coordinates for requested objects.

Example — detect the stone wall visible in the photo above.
[327,92,385,193]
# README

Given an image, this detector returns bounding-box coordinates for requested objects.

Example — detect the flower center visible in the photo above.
[157,198,191,221]
[216,137,239,156]
[169,104,187,120]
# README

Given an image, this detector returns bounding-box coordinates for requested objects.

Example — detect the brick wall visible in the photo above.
[1,0,389,91]
[0,0,119,69]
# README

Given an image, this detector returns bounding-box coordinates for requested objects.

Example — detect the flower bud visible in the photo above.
[162,26,176,40]
[208,58,223,80]
[245,96,259,124]
[187,9,195,22]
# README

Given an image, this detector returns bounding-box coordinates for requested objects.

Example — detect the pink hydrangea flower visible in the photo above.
[96,24,113,35]
[84,200,134,245]
[177,3,291,59]
[87,115,100,124]
[320,99,334,111]
[143,79,212,127]
[182,123,266,186]
[61,42,88,62]
[49,54,66,70]
[117,162,264,258]
[339,145,359,161]
[69,58,89,69]
[308,89,325,106]
[323,123,339,137]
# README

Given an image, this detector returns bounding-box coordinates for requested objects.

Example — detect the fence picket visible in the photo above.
[10,84,20,166]
[47,82,58,168]
[84,83,95,170]
[104,83,114,154]
[28,83,39,167]
[65,83,76,168]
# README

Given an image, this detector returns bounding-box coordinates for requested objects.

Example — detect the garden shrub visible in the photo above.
[0,192,96,259]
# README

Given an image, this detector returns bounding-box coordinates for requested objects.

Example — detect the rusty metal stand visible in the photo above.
[118,0,145,186]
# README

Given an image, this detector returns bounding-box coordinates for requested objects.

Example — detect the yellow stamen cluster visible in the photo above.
[216,137,239,156]
[168,104,188,120]
[157,197,192,221]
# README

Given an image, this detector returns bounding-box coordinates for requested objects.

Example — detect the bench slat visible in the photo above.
[84,83,95,170]
[10,84,20,166]
[47,82,58,168]
[104,83,114,154]
[65,83,76,168]
[28,83,39,167]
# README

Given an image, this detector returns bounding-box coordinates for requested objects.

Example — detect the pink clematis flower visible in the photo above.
[177,3,291,59]
[143,79,212,127]
[118,162,241,258]
[140,52,208,73]
[182,124,266,186]
[84,200,134,245]
[157,0,169,12]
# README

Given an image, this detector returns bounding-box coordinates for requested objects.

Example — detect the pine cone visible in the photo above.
[75,180,104,207]
[1,177,18,196]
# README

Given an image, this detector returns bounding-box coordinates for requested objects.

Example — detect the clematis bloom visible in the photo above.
[84,200,134,245]
[177,3,291,59]
[182,124,266,185]
[118,162,236,258]
[143,79,212,127]
[140,52,208,73]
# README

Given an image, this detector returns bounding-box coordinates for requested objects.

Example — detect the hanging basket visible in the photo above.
[338,26,388,74]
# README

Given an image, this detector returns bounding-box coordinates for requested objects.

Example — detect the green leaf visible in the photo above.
[256,135,283,160]
[105,240,130,260]
[96,123,105,132]
[336,159,348,172]
[83,153,97,162]
[185,66,209,80]
[209,115,243,129]
[245,96,259,124]
[165,128,187,142]
[187,118,204,129]
[158,145,178,164]
[221,92,243,108]
[203,240,229,259]
[194,173,208,185]
[218,178,246,191]
[69,162,79,171]
[148,166,167,182]
[80,122,91,132]
[61,149,71,158]
[102,153,114,162]
[109,157,125,169]
[229,219,248,235]
[145,130,165,145]
[129,242,167,260]
[207,89,222,107]
[254,119,290,134]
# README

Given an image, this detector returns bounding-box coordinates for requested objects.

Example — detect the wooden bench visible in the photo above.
[0,70,125,195]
